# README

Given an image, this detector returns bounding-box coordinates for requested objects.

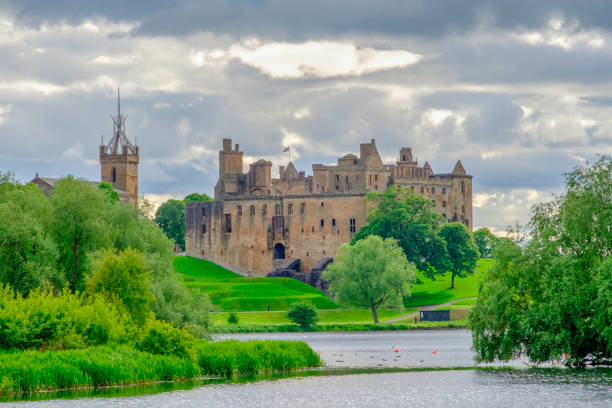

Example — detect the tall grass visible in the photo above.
[0,340,322,395]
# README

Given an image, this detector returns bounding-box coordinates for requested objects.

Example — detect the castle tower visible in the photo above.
[99,86,139,204]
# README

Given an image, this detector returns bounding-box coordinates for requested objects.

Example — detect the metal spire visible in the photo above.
[104,84,136,154]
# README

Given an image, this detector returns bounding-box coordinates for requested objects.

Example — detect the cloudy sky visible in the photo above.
[1,1,611,234]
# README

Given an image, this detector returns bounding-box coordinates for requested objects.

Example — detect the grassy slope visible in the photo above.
[404,259,493,307]
[174,257,338,311]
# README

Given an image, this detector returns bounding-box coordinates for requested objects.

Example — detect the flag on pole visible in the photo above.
[283,146,290,152]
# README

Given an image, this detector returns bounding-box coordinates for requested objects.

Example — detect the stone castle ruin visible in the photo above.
[185,138,472,283]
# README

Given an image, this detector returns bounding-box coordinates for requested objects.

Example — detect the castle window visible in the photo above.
[345,175,349,183]
[336,185,339,190]
[442,200,447,208]
[300,203,305,214]
[237,205,242,216]
[402,155,406,161]
[410,186,414,191]
[375,185,378,190]
[320,219,324,227]
[442,214,447,219]
[432,200,436,206]
[275,204,281,216]
[369,175,372,185]
[250,205,255,216]
[262,205,267,216]
[202,207,206,217]
[111,167,116,183]
[312,227,314,232]
[202,224,206,233]
[462,205,465,213]
[332,218,336,226]
[336,175,340,182]
[224,214,232,233]
[442,187,446,194]
[354,160,357,165]
[432,187,436,194]
[375,174,378,182]
[420,186,424,193]
[349,218,356,233]
[461,181,465,193]
[288,204,293,215]
[321,202,324,207]
[301,228,304,233]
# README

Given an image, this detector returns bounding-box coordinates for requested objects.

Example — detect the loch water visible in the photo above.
[4,330,611,407]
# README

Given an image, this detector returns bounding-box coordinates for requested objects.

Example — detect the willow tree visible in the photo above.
[470,156,612,366]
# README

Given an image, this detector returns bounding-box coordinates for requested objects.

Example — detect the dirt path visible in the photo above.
[383,297,478,323]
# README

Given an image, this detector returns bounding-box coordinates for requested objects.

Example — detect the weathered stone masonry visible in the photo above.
[186,138,472,278]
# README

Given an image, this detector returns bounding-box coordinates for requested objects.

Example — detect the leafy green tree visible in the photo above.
[184,192,213,203]
[49,176,111,291]
[0,179,60,293]
[353,187,450,278]
[98,182,120,202]
[287,302,318,330]
[325,235,416,323]
[473,228,498,258]
[87,248,153,325]
[227,312,239,324]
[470,156,612,366]
[438,223,479,289]
[155,199,185,250]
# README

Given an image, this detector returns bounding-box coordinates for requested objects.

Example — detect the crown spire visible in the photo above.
[103,85,136,154]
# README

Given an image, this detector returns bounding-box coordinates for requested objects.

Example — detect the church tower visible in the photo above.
[100,86,139,204]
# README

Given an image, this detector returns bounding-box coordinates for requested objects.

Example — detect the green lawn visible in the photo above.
[174,257,338,311]
[211,308,417,326]
[404,259,492,307]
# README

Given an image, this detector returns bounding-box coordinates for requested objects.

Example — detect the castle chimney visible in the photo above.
[223,139,232,151]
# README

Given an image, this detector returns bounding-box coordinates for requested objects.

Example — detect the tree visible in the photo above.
[49,176,110,291]
[473,228,498,258]
[98,182,120,203]
[470,156,612,366]
[287,302,318,330]
[325,235,416,323]
[184,192,213,203]
[87,248,153,325]
[155,199,185,249]
[0,178,60,294]
[352,187,450,278]
[438,223,479,289]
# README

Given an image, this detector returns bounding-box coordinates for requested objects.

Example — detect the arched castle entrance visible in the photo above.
[273,243,285,260]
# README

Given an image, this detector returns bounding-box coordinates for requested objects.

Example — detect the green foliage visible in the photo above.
[195,340,321,378]
[0,181,60,294]
[353,187,450,278]
[473,228,499,258]
[87,248,153,325]
[136,319,196,360]
[98,182,120,202]
[183,192,213,203]
[438,223,480,289]
[49,176,111,291]
[227,312,239,324]
[470,156,612,366]
[0,345,201,394]
[0,285,127,350]
[174,256,338,311]
[287,302,318,330]
[0,340,321,394]
[155,199,185,250]
[325,235,416,323]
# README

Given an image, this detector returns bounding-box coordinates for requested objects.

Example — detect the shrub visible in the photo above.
[136,319,196,360]
[227,312,239,324]
[287,302,318,330]
[0,285,127,350]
